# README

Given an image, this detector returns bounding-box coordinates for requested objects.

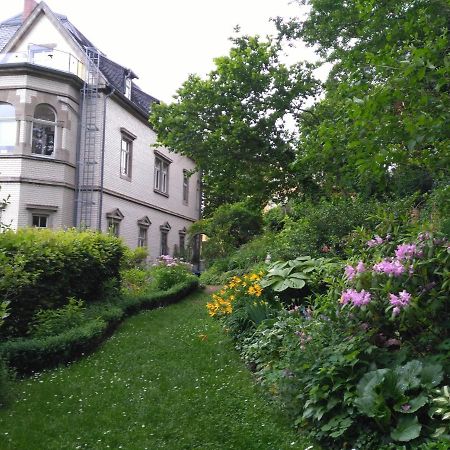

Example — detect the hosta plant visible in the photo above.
[355,360,444,443]
[430,386,450,440]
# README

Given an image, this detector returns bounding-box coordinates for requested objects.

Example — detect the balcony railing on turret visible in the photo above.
[0,46,84,78]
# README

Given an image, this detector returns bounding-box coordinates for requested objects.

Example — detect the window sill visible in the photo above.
[120,174,132,182]
[31,153,55,159]
[154,188,169,198]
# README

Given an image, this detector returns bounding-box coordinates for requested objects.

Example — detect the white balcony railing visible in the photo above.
[0,47,84,78]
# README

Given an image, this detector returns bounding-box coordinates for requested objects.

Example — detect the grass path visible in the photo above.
[0,290,317,450]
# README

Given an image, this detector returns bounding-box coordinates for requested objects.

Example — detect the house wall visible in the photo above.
[0,67,81,231]
[0,8,201,257]
[99,95,200,255]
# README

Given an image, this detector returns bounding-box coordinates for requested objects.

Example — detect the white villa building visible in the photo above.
[0,0,201,259]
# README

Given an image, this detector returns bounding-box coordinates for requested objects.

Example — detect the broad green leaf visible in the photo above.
[289,273,310,279]
[420,363,443,389]
[391,415,422,442]
[394,394,428,413]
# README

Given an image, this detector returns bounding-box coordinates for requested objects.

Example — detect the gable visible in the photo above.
[9,10,84,62]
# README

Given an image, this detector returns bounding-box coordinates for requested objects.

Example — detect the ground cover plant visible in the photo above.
[0,291,318,450]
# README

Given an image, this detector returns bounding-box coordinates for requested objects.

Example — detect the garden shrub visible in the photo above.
[120,268,152,296]
[28,298,86,338]
[269,196,379,260]
[121,246,148,269]
[191,201,262,264]
[0,228,125,338]
[0,277,199,374]
[149,255,194,291]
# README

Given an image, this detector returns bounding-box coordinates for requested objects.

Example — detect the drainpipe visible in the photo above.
[98,85,115,231]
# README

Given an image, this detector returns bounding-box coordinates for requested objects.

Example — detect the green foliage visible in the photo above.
[0,301,9,325]
[430,386,450,439]
[0,292,316,450]
[192,201,263,264]
[270,197,379,259]
[150,35,318,213]
[355,360,443,442]
[0,358,12,408]
[120,268,152,296]
[121,246,148,269]
[0,278,199,374]
[0,228,125,338]
[149,257,195,291]
[215,207,449,448]
[0,185,11,232]
[278,0,450,197]
[261,256,324,292]
[28,298,86,338]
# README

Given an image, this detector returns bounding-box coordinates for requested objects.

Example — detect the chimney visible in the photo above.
[23,0,38,22]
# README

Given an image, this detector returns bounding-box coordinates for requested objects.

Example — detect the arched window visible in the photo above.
[0,102,16,153]
[32,104,56,156]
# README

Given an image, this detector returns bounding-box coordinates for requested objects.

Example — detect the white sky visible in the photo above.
[1,0,321,103]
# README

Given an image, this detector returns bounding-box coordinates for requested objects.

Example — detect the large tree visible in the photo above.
[278,0,450,197]
[150,35,318,215]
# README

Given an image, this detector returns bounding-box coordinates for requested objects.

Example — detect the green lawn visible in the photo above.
[0,290,317,450]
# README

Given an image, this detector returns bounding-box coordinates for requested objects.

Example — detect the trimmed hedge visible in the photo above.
[0,228,125,338]
[0,278,199,375]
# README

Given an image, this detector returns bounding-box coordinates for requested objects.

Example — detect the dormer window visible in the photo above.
[125,76,132,99]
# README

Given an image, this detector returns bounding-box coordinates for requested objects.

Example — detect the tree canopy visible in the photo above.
[150,1,449,215]
[150,35,318,215]
[279,0,450,197]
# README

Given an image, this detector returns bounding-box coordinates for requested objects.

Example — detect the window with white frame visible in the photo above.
[26,204,57,228]
[154,156,170,195]
[0,102,16,154]
[179,228,187,257]
[32,104,56,157]
[120,137,132,179]
[182,170,189,204]
[137,216,151,248]
[160,222,171,255]
[106,208,124,237]
[32,214,48,228]
[107,218,120,236]
[138,226,148,248]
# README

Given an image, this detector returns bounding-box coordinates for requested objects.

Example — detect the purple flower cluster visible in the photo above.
[367,235,384,247]
[395,243,417,261]
[344,261,365,280]
[373,258,405,277]
[155,255,181,267]
[389,290,412,316]
[341,289,372,307]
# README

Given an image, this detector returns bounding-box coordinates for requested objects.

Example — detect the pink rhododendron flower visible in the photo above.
[345,265,357,280]
[367,235,384,247]
[356,261,365,273]
[340,289,371,307]
[395,243,417,260]
[389,290,411,314]
[373,259,405,277]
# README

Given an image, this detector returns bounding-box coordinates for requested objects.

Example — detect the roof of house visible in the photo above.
[0,9,159,116]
